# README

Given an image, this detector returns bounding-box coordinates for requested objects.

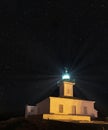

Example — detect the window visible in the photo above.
[72,105,76,114]
[83,106,88,114]
[67,88,70,94]
[31,109,34,113]
[59,104,63,113]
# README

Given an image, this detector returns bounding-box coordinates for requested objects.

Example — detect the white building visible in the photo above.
[25,71,98,121]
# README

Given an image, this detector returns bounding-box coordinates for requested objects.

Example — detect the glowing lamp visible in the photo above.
[62,74,70,80]
[62,69,70,80]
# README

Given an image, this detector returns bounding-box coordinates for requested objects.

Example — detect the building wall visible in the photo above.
[60,84,64,97]
[25,105,38,118]
[36,98,50,114]
[43,114,91,121]
[49,97,97,118]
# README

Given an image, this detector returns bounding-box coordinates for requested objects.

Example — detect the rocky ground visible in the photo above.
[0,117,108,130]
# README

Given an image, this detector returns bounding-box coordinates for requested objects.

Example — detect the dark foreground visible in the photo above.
[0,117,108,130]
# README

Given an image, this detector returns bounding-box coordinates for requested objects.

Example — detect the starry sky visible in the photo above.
[0,0,108,119]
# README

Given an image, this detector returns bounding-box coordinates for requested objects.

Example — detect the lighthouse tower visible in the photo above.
[59,68,75,97]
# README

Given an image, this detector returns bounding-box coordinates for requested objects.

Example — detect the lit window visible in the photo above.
[59,104,63,113]
[84,106,88,114]
[67,89,70,94]
[72,105,76,114]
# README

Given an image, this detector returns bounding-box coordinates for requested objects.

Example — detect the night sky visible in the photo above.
[0,0,108,119]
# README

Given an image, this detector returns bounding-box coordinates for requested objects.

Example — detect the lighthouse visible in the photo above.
[25,69,98,121]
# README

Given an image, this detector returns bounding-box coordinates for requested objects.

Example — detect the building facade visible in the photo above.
[25,81,98,121]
